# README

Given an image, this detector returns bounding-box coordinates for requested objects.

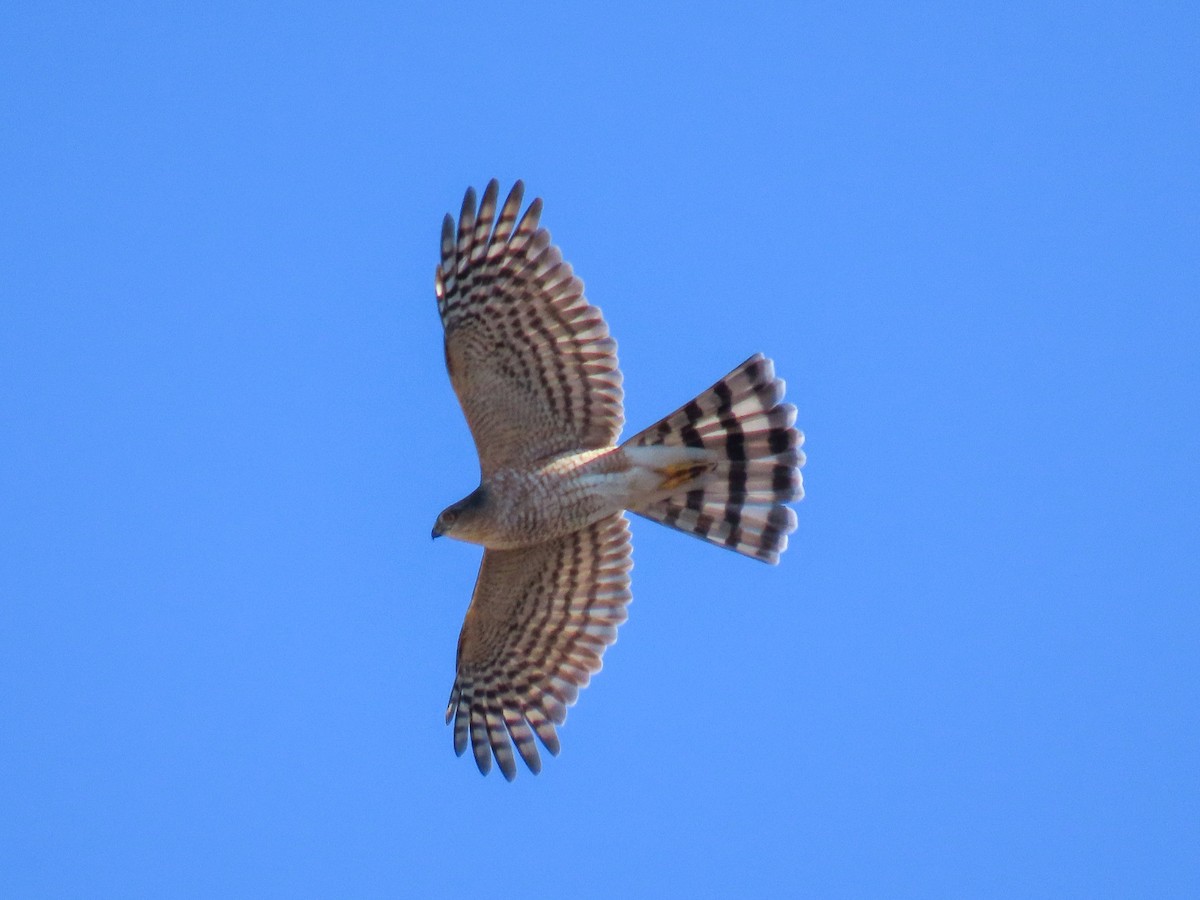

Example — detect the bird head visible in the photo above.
[431,487,488,542]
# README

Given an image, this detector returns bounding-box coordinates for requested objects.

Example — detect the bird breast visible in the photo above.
[474,448,631,549]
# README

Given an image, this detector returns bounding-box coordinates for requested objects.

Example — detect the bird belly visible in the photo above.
[477,449,631,549]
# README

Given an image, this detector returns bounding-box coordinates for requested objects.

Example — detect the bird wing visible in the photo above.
[436,180,624,476]
[445,513,632,779]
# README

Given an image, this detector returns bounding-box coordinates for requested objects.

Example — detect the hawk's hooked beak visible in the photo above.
[431,524,443,540]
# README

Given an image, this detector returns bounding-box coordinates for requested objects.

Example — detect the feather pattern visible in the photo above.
[625,354,805,564]
[436,180,624,477]
[445,514,632,780]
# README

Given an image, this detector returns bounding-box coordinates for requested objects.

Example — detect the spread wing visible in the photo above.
[435,180,624,476]
[445,513,632,780]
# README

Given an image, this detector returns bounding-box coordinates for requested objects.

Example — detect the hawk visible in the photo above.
[433,181,805,779]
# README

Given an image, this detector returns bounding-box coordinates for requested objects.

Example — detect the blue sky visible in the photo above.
[2,2,1197,896]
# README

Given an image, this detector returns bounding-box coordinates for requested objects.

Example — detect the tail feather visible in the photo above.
[684,461,803,505]
[623,354,805,564]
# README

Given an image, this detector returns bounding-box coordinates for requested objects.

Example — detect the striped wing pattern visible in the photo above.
[626,354,805,564]
[445,514,632,780]
[436,180,624,476]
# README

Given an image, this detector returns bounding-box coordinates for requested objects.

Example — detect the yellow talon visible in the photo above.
[658,462,714,492]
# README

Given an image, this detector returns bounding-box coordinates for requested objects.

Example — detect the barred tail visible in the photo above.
[623,354,805,564]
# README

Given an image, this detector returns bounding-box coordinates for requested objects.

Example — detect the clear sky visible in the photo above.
[3,2,1197,897]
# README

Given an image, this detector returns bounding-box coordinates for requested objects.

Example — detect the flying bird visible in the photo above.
[433,181,805,779]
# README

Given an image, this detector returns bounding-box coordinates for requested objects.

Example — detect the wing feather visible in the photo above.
[444,514,633,780]
[435,181,624,475]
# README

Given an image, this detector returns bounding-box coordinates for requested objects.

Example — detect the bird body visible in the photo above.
[432,181,805,779]
[433,443,718,549]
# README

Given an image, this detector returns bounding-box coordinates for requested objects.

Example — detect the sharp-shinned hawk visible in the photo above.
[433,181,805,779]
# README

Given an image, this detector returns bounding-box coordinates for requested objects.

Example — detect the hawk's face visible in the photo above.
[431,487,488,543]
